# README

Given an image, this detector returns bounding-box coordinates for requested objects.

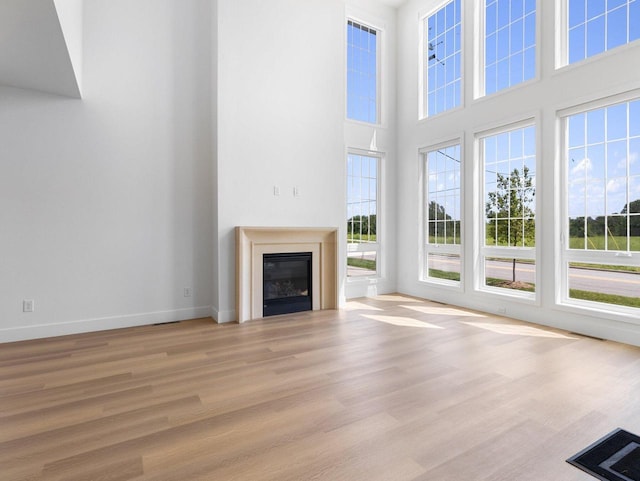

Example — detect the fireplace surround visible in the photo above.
[235,226,338,322]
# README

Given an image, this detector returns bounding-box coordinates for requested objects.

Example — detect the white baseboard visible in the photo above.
[0,306,213,343]
[212,307,236,323]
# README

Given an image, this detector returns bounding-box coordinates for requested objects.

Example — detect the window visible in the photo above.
[567,0,640,65]
[484,0,536,95]
[347,20,379,124]
[424,0,462,116]
[423,143,462,283]
[562,98,640,311]
[480,124,537,295]
[347,153,380,277]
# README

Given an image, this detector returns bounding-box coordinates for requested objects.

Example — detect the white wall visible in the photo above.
[214,0,398,321]
[211,0,219,319]
[396,0,640,345]
[54,0,84,95]
[0,0,213,342]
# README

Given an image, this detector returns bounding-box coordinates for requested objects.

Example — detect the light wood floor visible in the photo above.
[1,295,639,480]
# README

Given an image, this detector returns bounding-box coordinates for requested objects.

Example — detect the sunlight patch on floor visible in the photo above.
[371,295,422,303]
[400,304,486,318]
[344,301,383,311]
[461,321,578,339]
[362,314,444,329]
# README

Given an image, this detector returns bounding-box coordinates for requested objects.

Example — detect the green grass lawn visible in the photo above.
[428,268,460,281]
[347,258,376,270]
[428,236,461,245]
[347,234,377,243]
[569,262,640,273]
[569,289,640,308]
[569,235,640,251]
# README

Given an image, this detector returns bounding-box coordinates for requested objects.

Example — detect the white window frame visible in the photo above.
[347,149,382,280]
[475,118,538,301]
[558,92,640,319]
[557,0,640,68]
[419,0,464,119]
[476,0,538,99]
[346,16,382,126]
[420,139,464,287]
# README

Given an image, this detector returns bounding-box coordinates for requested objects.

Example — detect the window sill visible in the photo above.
[419,277,463,291]
[344,118,385,129]
[347,275,382,284]
[553,38,640,76]
[418,104,464,124]
[472,75,540,104]
[476,285,538,304]
[556,298,640,328]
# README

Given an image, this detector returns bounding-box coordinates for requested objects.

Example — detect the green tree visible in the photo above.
[485,166,535,282]
[427,201,460,244]
[347,214,376,239]
[428,201,452,222]
[568,198,640,247]
[622,199,640,236]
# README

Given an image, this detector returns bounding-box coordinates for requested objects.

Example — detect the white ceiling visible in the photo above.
[0,0,81,97]
[378,0,408,6]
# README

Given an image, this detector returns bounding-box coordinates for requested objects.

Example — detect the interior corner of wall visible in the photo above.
[53,0,83,98]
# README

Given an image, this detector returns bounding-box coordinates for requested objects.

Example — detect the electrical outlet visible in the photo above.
[23,299,34,313]
[183,287,192,298]
[273,185,280,196]
[293,187,300,197]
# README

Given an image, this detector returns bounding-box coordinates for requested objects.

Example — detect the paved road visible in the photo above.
[428,255,639,297]
[568,268,639,298]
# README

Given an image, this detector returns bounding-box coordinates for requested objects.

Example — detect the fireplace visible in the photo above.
[235,226,338,323]
[263,252,312,317]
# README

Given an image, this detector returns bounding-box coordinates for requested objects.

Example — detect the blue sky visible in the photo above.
[427,145,461,222]
[347,21,377,123]
[427,0,462,115]
[485,0,536,95]
[569,0,640,63]
[568,100,640,219]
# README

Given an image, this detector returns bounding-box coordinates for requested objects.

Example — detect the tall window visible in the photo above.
[347,153,380,277]
[563,98,640,311]
[484,0,536,95]
[347,20,379,124]
[425,0,462,116]
[423,143,462,283]
[481,124,537,294]
[568,0,640,64]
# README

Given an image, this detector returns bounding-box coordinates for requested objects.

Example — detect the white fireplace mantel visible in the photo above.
[235,226,339,323]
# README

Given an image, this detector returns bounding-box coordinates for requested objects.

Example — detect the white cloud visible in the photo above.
[607,178,625,193]
[570,156,591,177]
[586,178,605,195]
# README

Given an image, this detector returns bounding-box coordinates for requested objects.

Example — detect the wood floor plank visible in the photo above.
[1,295,639,480]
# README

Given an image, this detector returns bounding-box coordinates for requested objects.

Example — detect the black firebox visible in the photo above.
[263,252,312,317]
